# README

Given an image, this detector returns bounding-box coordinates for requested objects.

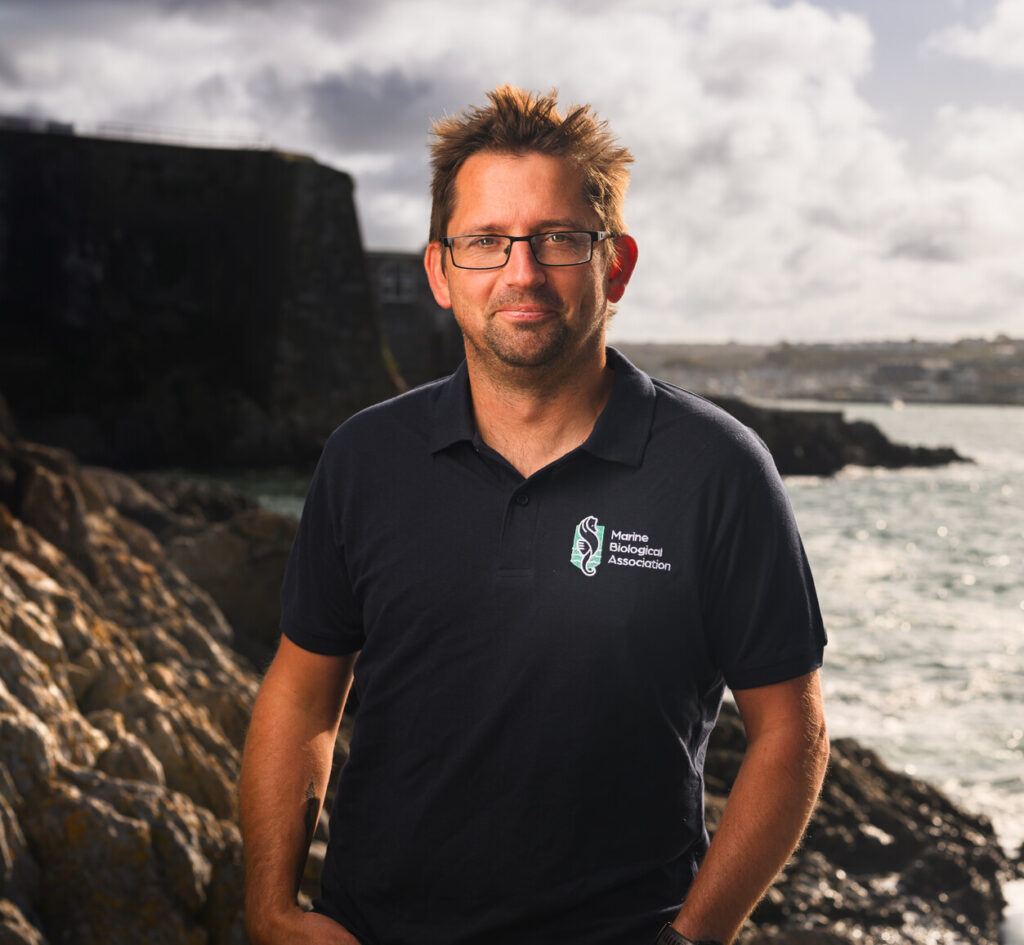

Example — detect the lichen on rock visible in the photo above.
[0,433,257,944]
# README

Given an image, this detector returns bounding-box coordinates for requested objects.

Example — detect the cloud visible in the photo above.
[925,0,1024,70]
[0,49,20,86]
[0,0,1023,341]
[929,103,1024,183]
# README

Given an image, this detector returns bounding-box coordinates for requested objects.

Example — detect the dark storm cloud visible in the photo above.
[887,235,963,263]
[304,67,484,155]
[678,134,735,173]
[0,0,283,10]
[379,149,433,190]
[0,1,152,54]
[0,0,378,43]
[244,67,298,124]
[159,0,383,31]
[0,49,20,87]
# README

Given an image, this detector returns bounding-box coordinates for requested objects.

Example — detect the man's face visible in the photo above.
[425,151,634,374]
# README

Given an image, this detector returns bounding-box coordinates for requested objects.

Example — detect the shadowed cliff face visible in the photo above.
[0,128,398,469]
[0,431,1016,945]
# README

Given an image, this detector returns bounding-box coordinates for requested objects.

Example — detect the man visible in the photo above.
[240,86,829,945]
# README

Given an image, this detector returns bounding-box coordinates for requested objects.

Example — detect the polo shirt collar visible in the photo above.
[429,360,476,453]
[583,346,656,467]
[429,346,656,468]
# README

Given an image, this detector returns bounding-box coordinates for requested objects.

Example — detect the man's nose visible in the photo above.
[501,239,546,286]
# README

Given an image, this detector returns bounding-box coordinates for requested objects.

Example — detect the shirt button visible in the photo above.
[515,493,530,506]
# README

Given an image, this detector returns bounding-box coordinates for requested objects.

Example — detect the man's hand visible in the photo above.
[240,638,358,945]
[671,670,829,944]
[247,907,362,945]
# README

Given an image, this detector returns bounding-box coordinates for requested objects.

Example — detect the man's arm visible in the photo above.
[670,670,829,945]
[239,636,360,945]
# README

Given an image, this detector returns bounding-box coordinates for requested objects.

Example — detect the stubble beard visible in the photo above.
[478,313,571,369]
[464,289,606,373]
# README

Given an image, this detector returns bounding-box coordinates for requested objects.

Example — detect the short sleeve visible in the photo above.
[280,436,365,655]
[703,447,826,690]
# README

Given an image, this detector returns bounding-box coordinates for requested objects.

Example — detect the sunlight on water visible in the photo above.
[781,403,1024,858]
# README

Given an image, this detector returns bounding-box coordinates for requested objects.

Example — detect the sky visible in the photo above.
[1,0,1023,344]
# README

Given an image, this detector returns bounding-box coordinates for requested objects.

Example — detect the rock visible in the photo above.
[95,730,167,786]
[0,764,40,929]
[707,703,1019,945]
[19,776,215,945]
[0,437,255,944]
[709,397,968,475]
[82,467,188,540]
[131,474,258,528]
[0,398,17,442]
[86,468,293,668]
[0,708,61,799]
[0,900,47,945]
[163,507,297,669]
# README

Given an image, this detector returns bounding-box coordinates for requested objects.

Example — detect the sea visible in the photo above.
[229,399,1024,940]
[774,400,1024,943]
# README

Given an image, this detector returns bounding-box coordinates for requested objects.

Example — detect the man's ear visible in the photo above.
[606,235,638,304]
[424,241,452,310]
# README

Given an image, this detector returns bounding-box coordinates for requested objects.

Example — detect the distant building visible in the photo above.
[366,251,464,388]
[872,362,927,385]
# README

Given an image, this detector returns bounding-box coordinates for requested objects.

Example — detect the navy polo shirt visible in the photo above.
[281,347,826,945]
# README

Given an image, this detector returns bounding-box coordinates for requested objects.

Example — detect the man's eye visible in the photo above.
[469,236,497,248]
[540,232,583,245]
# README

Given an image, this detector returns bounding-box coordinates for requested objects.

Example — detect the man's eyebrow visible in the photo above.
[458,224,506,234]
[456,219,589,234]
[534,219,589,231]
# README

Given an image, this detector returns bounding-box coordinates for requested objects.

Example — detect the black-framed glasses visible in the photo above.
[442,231,611,269]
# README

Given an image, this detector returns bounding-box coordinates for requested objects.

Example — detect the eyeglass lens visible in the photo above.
[449,232,594,268]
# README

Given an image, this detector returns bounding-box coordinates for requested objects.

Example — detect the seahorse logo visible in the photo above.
[570,515,605,576]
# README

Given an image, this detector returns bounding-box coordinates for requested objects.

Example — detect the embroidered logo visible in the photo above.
[570,515,605,576]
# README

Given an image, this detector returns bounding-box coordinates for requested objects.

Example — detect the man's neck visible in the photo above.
[465,346,614,478]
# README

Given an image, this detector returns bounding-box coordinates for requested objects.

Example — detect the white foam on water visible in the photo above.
[781,402,1024,866]
[1003,879,1024,945]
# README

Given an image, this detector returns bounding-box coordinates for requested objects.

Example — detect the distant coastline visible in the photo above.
[617,336,1024,406]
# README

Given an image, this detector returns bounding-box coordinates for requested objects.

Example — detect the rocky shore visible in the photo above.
[0,429,1015,945]
[708,396,967,476]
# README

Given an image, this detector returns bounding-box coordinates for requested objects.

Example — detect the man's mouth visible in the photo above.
[491,293,561,323]
[495,306,554,322]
